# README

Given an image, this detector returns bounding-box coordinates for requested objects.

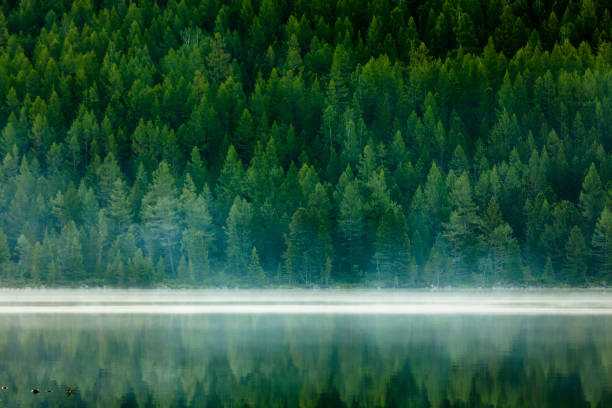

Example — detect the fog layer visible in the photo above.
[0,289,610,315]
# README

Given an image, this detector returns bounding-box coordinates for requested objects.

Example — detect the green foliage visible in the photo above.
[284,207,333,285]
[0,228,10,265]
[141,161,180,277]
[0,0,609,287]
[225,196,253,279]
[592,208,612,283]
[579,164,605,232]
[564,226,590,284]
[247,247,266,286]
[337,178,365,279]
[373,208,413,286]
[443,172,481,282]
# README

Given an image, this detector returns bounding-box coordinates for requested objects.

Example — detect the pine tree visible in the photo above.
[95,153,123,207]
[129,163,149,221]
[56,222,85,283]
[373,208,412,286]
[479,197,509,283]
[177,256,194,284]
[0,228,10,265]
[423,238,448,287]
[592,208,612,283]
[578,163,605,233]
[180,175,215,248]
[129,249,154,287]
[216,145,245,221]
[423,162,449,239]
[0,11,7,48]
[337,180,364,279]
[284,208,333,285]
[186,147,208,191]
[107,178,132,235]
[206,32,231,83]
[563,226,590,284]
[285,33,303,72]
[225,196,253,278]
[542,256,555,284]
[247,247,266,286]
[455,12,478,53]
[443,172,481,282]
[67,107,99,169]
[141,161,181,277]
[234,109,255,158]
[181,228,211,284]
[494,5,526,56]
[104,241,123,286]
[322,257,332,286]
[450,145,469,174]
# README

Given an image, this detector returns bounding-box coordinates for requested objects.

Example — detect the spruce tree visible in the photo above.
[216,145,245,221]
[337,180,365,279]
[443,172,481,282]
[578,163,605,233]
[107,178,132,235]
[592,208,612,282]
[141,161,181,277]
[563,226,590,284]
[247,247,266,286]
[373,208,412,286]
[423,162,449,239]
[284,208,333,285]
[0,228,10,265]
[224,196,253,278]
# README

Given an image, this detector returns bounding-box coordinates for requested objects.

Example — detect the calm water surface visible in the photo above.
[0,289,611,407]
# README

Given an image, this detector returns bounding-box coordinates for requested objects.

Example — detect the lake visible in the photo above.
[0,289,610,407]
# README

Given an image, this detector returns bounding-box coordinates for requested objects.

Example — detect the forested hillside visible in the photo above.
[0,0,611,287]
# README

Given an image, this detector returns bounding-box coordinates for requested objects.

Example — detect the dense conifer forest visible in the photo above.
[0,0,611,287]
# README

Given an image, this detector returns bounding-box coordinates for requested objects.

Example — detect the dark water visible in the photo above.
[0,314,611,407]
[0,290,611,407]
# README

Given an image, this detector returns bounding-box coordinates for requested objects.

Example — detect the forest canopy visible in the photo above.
[0,0,611,287]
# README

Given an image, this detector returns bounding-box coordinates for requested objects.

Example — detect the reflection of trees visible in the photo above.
[547,373,589,408]
[0,315,609,407]
[385,362,430,407]
[597,390,612,408]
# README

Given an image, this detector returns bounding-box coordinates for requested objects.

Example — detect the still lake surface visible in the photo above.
[0,289,611,407]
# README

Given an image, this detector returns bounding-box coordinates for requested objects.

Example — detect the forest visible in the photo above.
[0,0,611,287]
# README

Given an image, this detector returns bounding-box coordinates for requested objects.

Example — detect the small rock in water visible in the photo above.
[31,389,40,394]
[47,389,53,393]
[1,386,7,390]
[66,387,76,396]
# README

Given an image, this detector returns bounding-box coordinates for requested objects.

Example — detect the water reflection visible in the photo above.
[0,314,610,407]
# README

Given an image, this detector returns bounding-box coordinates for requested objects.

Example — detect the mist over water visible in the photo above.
[0,290,611,407]
[0,289,611,314]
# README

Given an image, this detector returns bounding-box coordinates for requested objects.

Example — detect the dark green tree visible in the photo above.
[284,208,333,285]
[443,172,481,282]
[337,179,365,279]
[373,208,413,286]
[592,208,612,283]
[563,226,590,284]
[578,163,605,233]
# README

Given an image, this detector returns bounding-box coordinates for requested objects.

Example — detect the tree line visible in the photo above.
[0,0,611,286]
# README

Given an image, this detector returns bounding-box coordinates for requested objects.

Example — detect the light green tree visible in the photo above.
[224,196,253,278]
[563,226,590,284]
[141,161,180,277]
